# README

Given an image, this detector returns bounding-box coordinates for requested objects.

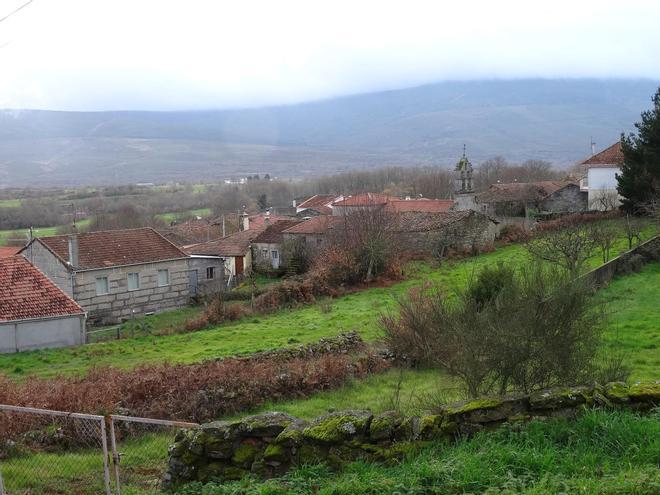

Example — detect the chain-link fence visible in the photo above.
[0,405,198,495]
[109,415,197,495]
[0,404,112,495]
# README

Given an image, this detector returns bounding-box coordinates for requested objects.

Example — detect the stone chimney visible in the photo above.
[68,230,79,269]
[264,210,271,226]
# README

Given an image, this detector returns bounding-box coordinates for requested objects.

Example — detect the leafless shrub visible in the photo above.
[526,221,597,273]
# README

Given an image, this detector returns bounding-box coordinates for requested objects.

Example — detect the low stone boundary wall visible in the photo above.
[163,381,659,490]
[583,234,660,286]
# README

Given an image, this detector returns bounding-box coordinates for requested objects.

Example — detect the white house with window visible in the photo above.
[579,142,625,210]
[21,228,191,325]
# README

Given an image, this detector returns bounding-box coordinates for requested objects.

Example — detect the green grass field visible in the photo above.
[0,218,92,246]
[155,208,213,223]
[0,198,21,207]
[0,223,657,380]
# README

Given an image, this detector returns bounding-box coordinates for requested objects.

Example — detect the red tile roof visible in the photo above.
[160,219,222,246]
[282,216,344,235]
[253,220,303,244]
[0,247,20,258]
[332,193,392,207]
[185,227,265,257]
[27,228,188,270]
[247,213,298,230]
[0,256,84,322]
[580,142,624,168]
[384,199,455,213]
[298,204,333,215]
[297,194,337,210]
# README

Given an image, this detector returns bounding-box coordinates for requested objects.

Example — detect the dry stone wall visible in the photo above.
[163,380,659,490]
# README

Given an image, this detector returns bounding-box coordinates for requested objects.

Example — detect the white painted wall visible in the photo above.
[587,167,621,210]
[0,315,86,353]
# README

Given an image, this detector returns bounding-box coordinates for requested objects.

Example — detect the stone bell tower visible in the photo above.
[453,145,478,211]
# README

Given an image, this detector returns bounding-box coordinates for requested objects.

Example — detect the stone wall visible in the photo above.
[74,259,190,325]
[583,234,660,287]
[540,184,587,213]
[21,241,73,297]
[162,381,659,490]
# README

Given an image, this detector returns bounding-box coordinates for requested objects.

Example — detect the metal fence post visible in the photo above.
[99,417,113,495]
[110,416,122,495]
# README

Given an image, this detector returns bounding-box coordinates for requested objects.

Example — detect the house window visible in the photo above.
[95,276,109,295]
[206,266,215,279]
[271,250,278,260]
[127,272,140,291]
[262,248,268,258]
[157,269,169,287]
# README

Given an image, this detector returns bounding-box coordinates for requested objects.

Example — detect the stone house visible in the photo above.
[395,210,498,256]
[20,228,191,325]
[1,256,86,352]
[251,220,303,271]
[579,142,624,210]
[160,218,223,247]
[281,215,345,252]
[184,227,264,283]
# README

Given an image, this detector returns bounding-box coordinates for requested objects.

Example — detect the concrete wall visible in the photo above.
[21,241,73,297]
[0,314,85,353]
[73,259,190,324]
[252,242,283,270]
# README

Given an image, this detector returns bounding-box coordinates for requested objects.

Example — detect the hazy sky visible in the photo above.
[1,0,659,111]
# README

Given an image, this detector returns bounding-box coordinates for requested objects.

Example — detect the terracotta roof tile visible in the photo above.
[297,195,337,209]
[385,199,455,213]
[28,228,187,270]
[253,220,303,244]
[0,247,20,258]
[185,227,265,257]
[282,216,344,235]
[580,142,624,168]
[0,256,84,321]
[332,193,392,207]
[160,219,222,246]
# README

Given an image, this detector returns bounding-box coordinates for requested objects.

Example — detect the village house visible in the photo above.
[396,210,498,256]
[251,219,303,271]
[184,227,263,284]
[1,256,86,353]
[160,218,223,247]
[281,215,345,251]
[331,193,455,216]
[579,142,624,210]
[20,228,191,325]
[294,194,343,216]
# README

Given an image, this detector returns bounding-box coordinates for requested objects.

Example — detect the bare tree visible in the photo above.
[590,190,620,211]
[592,222,620,262]
[623,214,644,249]
[525,223,597,273]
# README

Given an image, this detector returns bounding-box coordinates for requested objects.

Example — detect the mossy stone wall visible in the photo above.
[163,381,659,490]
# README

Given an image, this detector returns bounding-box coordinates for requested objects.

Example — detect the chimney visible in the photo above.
[68,230,79,269]
[241,212,250,231]
[264,210,271,226]
[292,199,297,208]
[590,137,596,156]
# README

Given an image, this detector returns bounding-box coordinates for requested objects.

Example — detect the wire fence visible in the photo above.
[0,405,198,495]
[109,416,198,495]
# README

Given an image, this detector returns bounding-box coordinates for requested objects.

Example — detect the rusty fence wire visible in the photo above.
[109,415,198,495]
[0,404,112,495]
[0,405,198,495]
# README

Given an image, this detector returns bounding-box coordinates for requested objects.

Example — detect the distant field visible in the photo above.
[0,218,91,246]
[155,208,213,223]
[0,198,21,207]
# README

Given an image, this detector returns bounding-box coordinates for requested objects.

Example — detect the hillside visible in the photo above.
[1,78,657,187]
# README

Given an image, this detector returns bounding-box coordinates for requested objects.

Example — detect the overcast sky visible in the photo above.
[1,0,659,111]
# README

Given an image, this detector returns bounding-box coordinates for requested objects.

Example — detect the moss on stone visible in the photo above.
[231,442,260,468]
[445,398,503,416]
[298,443,328,464]
[604,382,630,403]
[530,387,592,410]
[274,424,305,446]
[303,411,372,443]
[369,411,404,441]
[223,466,249,480]
[239,412,299,437]
[263,443,287,462]
[628,382,660,401]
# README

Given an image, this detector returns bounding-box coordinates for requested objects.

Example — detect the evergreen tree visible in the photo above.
[617,87,660,213]
[257,194,268,211]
